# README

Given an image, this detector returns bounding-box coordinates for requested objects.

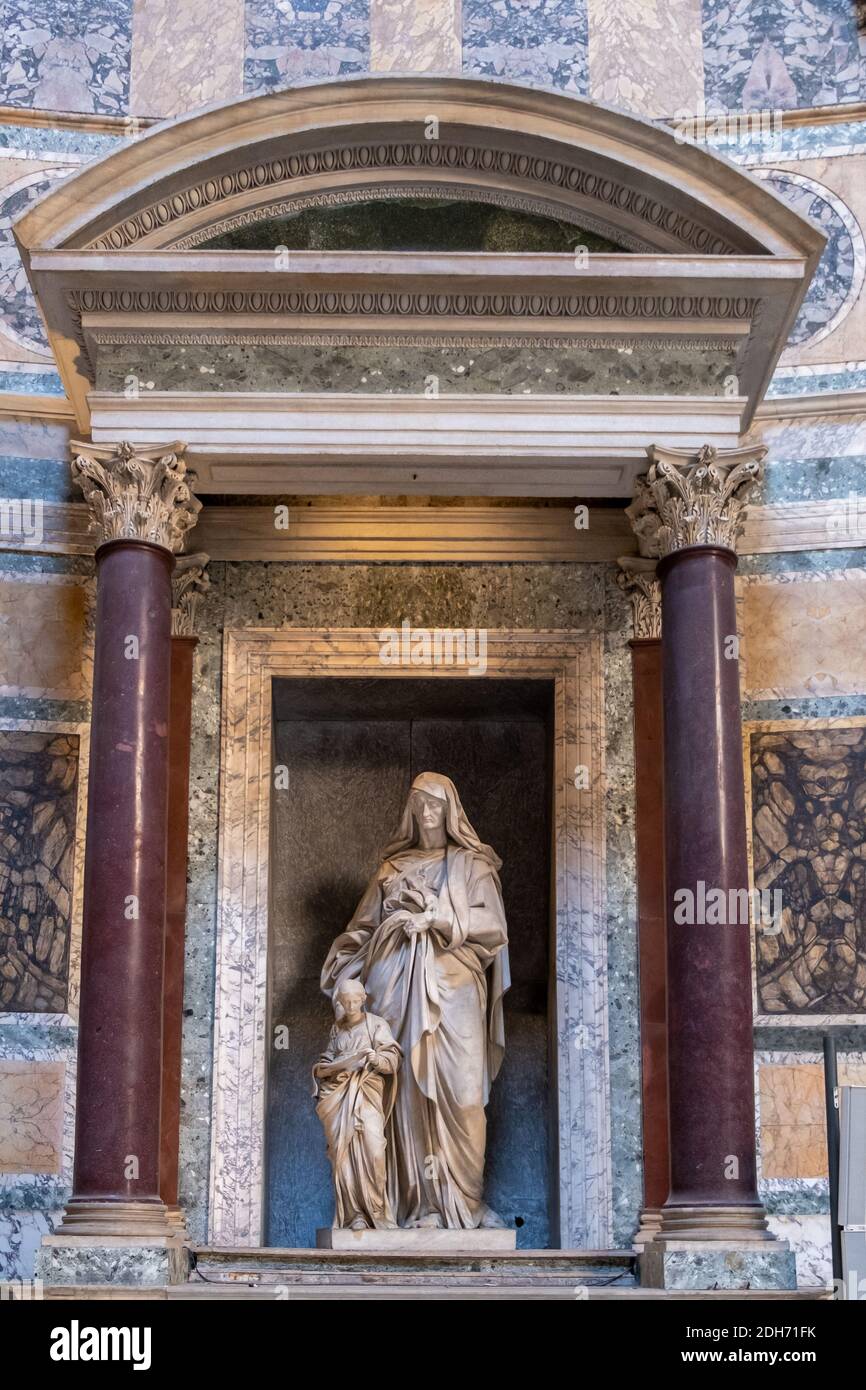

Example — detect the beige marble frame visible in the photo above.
[209,628,610,1250]
[744,716,866,1027]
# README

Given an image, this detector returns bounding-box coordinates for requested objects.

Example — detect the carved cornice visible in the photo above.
[71,288,757,324]
[616,558,662,639]
[627,443,767,557]
[71,440,202,553]
[171,552,210,636]
[85,142,740,256]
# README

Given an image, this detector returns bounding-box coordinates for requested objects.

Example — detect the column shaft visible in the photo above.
[71,540,173,1228]
[630,635,669,1216]
[659,545,761,1223]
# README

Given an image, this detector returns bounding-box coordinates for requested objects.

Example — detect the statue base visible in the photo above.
[317,1227,517,1253]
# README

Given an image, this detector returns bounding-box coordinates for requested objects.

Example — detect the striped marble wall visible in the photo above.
[0,0,862,120]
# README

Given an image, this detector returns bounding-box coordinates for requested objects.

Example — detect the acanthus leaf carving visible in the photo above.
[71,440,202,553]
[171,551,210,636]
[616,557,662,639]
[628,443,767,557]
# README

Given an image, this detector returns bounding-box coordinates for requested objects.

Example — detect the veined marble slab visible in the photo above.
[317,1226,517,1251]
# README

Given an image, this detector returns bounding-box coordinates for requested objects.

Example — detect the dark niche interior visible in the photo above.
[202,198,628,253]
[265,676,555,1249]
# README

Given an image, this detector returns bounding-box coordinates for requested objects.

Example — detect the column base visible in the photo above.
[164,1205,189,1239]
[640,1237,797,1291]
[37,1234,190,1287]
[641,1203,797,1290]
[53,1199,177,1238]
[37,1200,189,1286]
[632,1207,664,1250]
[659,1202,775,1241]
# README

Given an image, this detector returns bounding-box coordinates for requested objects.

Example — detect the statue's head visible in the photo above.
[382,770,502,872]
[409,774,448,837]
[334,978,366,1021]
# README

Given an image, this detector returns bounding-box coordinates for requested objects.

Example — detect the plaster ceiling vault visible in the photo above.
[12,76,826,497]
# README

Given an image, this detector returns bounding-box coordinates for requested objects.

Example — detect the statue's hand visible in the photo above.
[421,900,451,936]
[403,916,429,937]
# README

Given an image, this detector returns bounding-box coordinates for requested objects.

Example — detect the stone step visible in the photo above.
[167,1282,832,1303]
[39,1282,832,1302]
[188,1245,637,1289]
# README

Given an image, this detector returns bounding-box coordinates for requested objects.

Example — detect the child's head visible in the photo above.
[334,978,366,1019]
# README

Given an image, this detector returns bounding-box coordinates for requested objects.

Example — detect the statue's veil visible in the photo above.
[381,771,502,871]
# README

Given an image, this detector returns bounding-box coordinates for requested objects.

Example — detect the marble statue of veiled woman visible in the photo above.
[321,772,511,1230]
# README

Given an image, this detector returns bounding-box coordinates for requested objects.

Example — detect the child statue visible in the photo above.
[312,977,402,1231]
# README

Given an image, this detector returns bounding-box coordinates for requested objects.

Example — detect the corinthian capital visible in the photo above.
[626,443,766,558]
[171,553,210,637]
[71,440,201,553]
[616,557,661,640]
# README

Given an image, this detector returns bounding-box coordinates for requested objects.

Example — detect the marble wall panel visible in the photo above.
[759,1057,866,1179]
[587,0,704,120]
[602,569,642,1246]
[0,0,863,123]
[0,122,122,161]
[0,165,73,362]
[767,156,866,370]
[0,0,133,114]
[0,1021,76,1281]
[0,420,76,505]
[767,1213,832,1286]
[740,570,866,703]
[758,169,864,354]
[0,1059,64,1173]
[701,0,861,114]
[0,729,81,1014]
[370,0,460,71]
[746,719,866,1022]
[130,0,244,119]
[463,0,588,93]
[0,574,90,701]
[0,1206,59,1283]
[244,0,369,92]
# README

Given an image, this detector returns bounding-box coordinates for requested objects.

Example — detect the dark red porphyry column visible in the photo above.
[62,441,200,1237]
[630,443,770,1243]
[617,559,668,1241]
[160,556,209,1229]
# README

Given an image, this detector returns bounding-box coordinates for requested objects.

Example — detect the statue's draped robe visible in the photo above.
[312,1012,402,1229]
[321,844,510,1229]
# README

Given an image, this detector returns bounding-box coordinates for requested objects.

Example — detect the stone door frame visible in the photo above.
[209,627,610,1250]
